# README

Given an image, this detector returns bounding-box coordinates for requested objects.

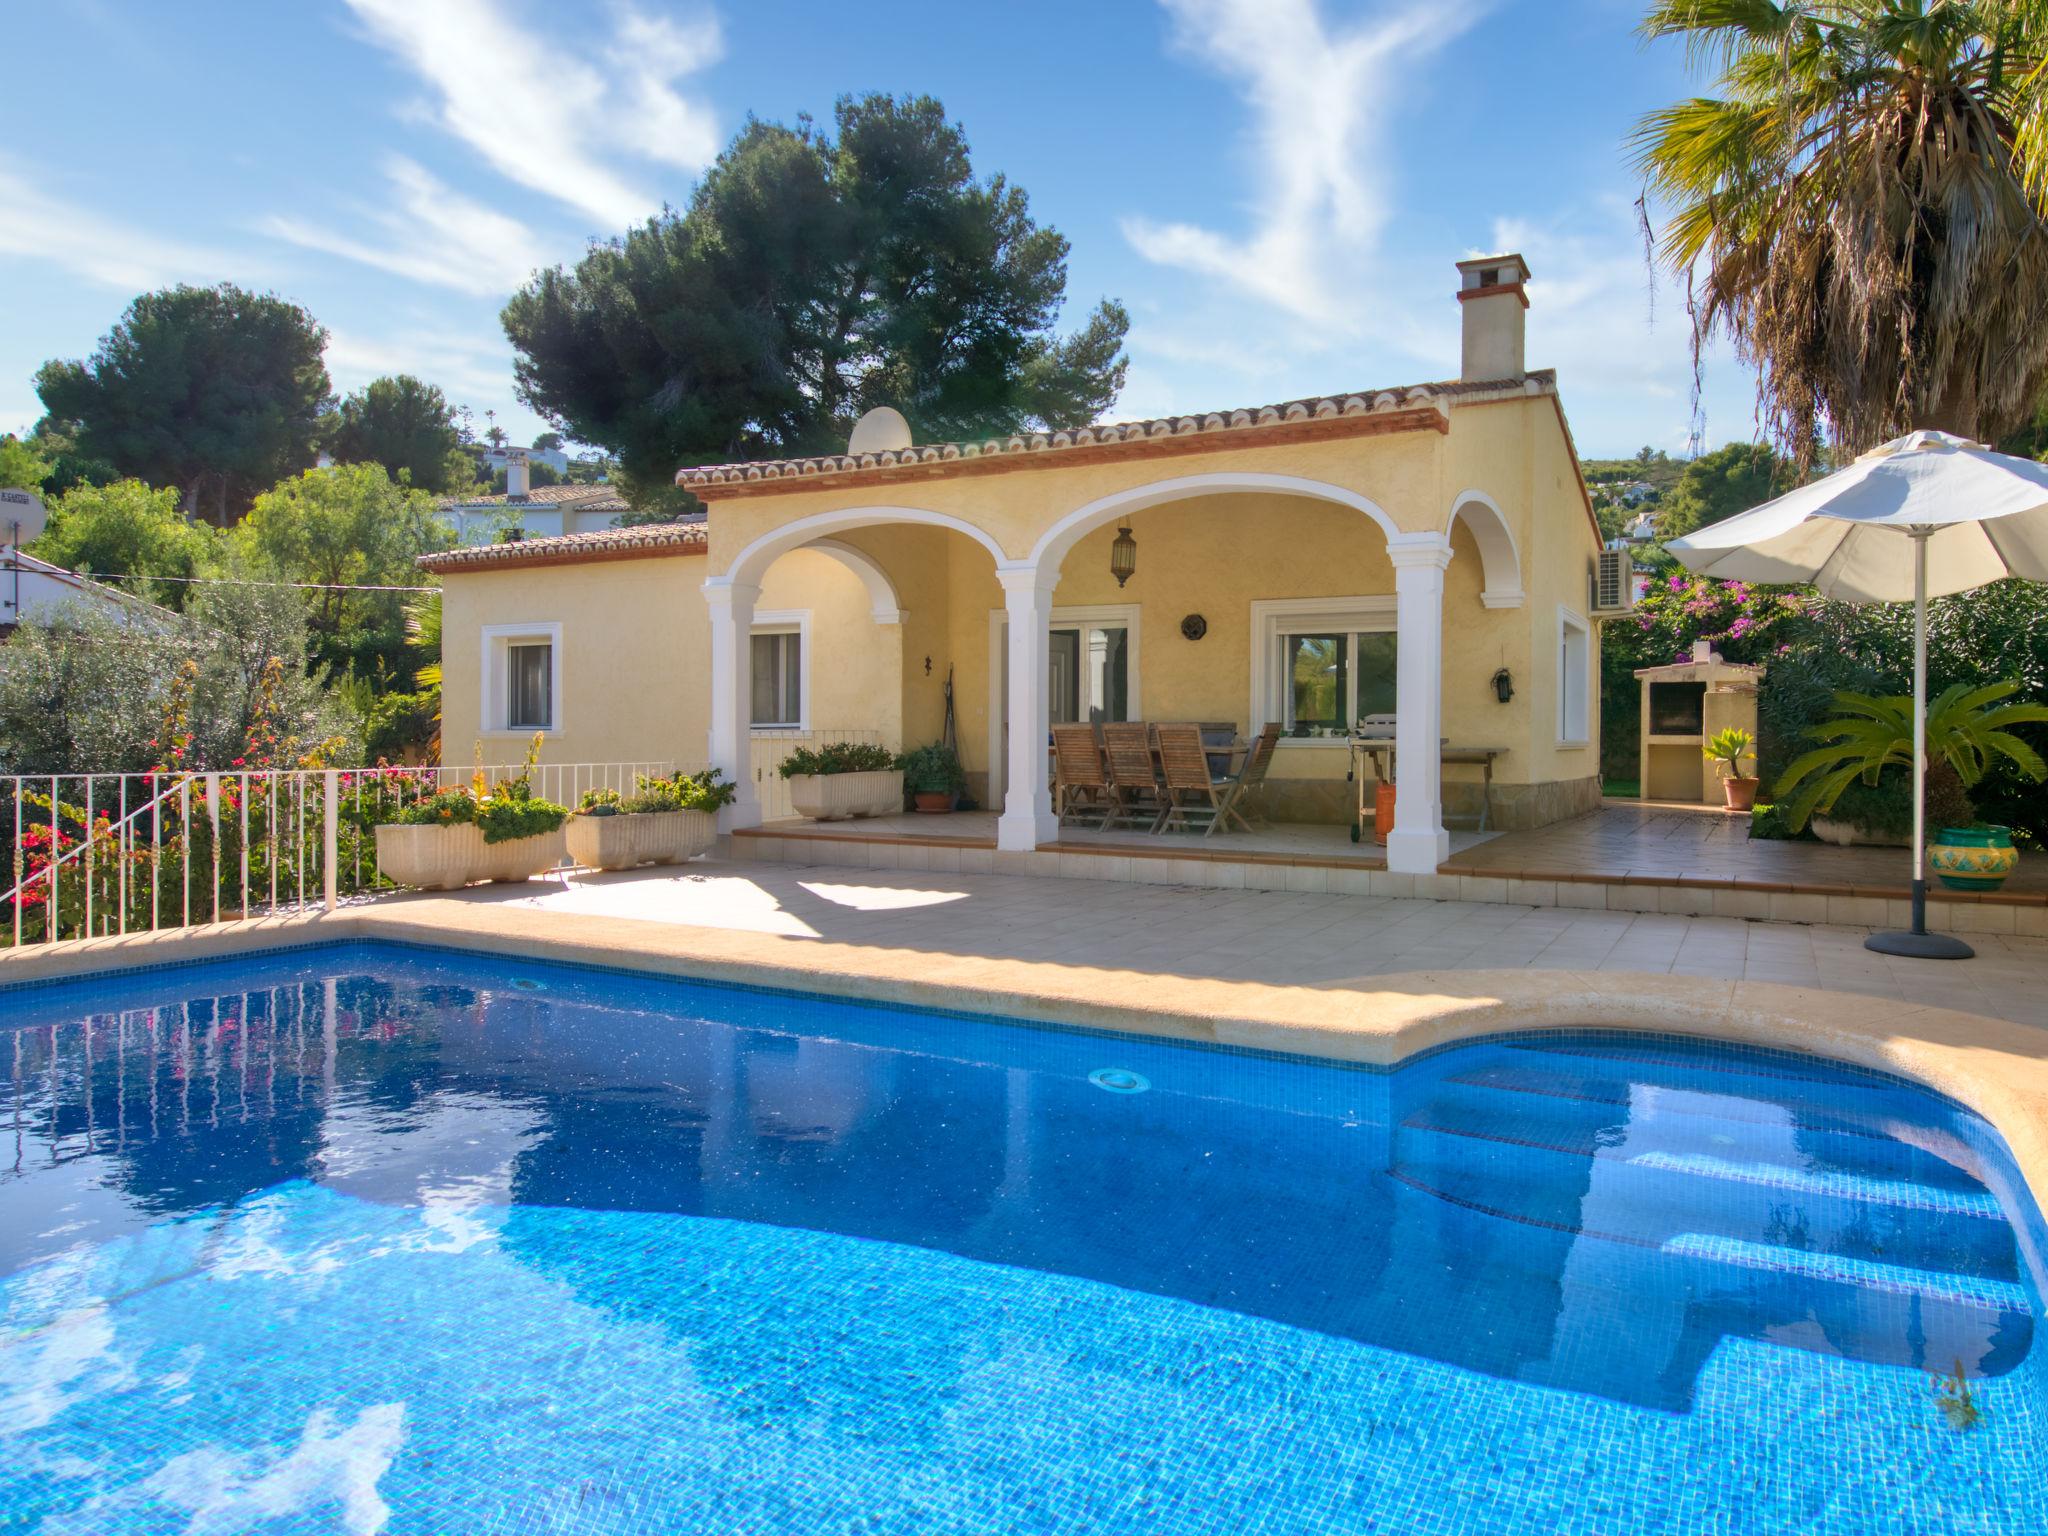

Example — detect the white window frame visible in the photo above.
[1557,603,1592,747]
[749,609,810,734]
[1249,596,1398,747]
[480,621,563,735]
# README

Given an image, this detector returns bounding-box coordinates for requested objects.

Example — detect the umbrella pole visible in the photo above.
[1866,529,1973,960]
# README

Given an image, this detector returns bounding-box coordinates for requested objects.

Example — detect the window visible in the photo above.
[1250,599,1399,740]
[1049,622,1130,724]
[481,623,562,734]
[751,630,803,728]
[507,642,553,730]
[1558,606,1591,745]
[1282,631,1396,732]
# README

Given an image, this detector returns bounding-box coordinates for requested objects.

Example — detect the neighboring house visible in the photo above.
[479,445,571,478]
[422,254,1616,875]
[1,547,172,636]
[434,482,633,546]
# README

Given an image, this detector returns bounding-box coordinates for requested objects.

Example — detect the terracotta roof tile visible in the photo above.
[417,519,706,575]
[676,373,1553,488]
[438,483,630,511]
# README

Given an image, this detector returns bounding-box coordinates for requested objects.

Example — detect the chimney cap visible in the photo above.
[1455,252,1531,291]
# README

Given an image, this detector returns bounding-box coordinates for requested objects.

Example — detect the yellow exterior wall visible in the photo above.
[438,547,897,770]
[440,554,712,769]
[437,390,1603,823]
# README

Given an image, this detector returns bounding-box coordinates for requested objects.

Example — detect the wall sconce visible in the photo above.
[1492,667,1514,704]
[1110,526,1137,587]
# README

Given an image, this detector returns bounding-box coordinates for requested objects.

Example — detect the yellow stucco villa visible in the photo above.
[422,255,1616,875]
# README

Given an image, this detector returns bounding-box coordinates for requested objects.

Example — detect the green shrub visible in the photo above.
[576,768,739,816]
[897,743,966,795]
[390,743,567,844]
[778,742,895,778]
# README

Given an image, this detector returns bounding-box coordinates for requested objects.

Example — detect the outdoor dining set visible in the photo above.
[1051,721,1281,837]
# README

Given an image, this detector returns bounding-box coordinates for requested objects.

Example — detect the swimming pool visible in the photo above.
[2,942,2042,1532]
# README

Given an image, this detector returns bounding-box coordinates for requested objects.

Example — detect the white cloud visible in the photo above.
[0,157,235,290]
[341,0,722,227]
[1122,0,1482,324]
[260,156,549,297]
[1480,202,1752,452]
[325,324,518,411]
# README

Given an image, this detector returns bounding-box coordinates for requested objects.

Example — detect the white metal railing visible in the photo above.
[2,761,670,949]
[747,730,890,821]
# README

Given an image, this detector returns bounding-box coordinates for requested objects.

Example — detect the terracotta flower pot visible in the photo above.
[1722,776,1761,813]
[912,792,956,814]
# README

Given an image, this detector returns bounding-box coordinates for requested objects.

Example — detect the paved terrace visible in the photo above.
[733,800,2048,934]
[448,857,2048,1031]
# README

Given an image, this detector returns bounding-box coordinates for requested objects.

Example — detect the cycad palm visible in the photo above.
[1773,680,2048,827]
[1636,1,2048,463]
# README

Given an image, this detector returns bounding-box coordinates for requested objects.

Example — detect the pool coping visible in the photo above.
[6,895,2048,1273]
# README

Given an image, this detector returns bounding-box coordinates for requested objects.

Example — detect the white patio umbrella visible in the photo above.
[1667,430,2048,960]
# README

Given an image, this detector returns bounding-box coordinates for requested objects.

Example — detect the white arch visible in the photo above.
[797,538,905,624]
[1446,489,1525,609]
[1028,471,1402,573]
[718,504,1009,591]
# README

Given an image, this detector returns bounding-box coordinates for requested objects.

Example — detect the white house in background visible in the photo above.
[434,482,635,546]
[1,548,173,635]
[479,445,571,477]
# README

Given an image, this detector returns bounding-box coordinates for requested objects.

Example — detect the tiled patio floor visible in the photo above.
[461,857,2048,1030]
[741,809,1496,864]
[1443,799,2048,895]
[736,798,2045,906]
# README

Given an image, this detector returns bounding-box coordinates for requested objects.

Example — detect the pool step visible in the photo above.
[1389,1119,2021,1281]
[1386,1166,2033,1318]
[1406,1076,1994,1197]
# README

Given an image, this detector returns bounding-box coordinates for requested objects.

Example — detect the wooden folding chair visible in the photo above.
[1155,723,1229,836]
[1101,722,1164,831]
[1215,722,1281,833]
[1052,724,1112,828]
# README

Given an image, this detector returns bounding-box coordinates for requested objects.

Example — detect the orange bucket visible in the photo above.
[1373,782,1395,845]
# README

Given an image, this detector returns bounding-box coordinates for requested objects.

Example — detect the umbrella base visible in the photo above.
[1865,929,1976,961]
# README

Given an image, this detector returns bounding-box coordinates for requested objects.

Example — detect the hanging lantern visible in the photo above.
[1110,525,1137,587]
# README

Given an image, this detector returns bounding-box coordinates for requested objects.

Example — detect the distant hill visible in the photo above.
[1581,448,1686,540]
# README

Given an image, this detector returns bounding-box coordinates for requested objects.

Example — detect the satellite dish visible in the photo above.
[847,406,912,455]
[0,488,47,548]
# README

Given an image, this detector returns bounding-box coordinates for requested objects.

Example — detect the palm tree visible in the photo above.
[1635,2,2048,463]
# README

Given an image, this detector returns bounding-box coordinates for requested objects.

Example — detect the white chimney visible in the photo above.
[1454,253,1531,382]
[505,447,530,501]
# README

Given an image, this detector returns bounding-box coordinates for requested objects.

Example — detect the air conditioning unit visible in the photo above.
[1591,547,1635,616]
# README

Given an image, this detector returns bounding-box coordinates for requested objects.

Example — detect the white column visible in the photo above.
[1387,535,1452,874]
[996,564,1058,852]
[704,579,763,830]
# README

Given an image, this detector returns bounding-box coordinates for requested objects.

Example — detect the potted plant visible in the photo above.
[778,741,902,821]
[567,768,737,871]
[1773,683,2048,860]
[1703,727,1760,812]
[375,741,570,890]
[898,743,967,813]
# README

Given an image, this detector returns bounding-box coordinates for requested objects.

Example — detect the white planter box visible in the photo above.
[375,822,567,891]
[1810,815,1909,849]
[785,769,903,821]
[566,809,715,871]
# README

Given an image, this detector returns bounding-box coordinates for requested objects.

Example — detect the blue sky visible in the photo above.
[3,0,1757,461]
